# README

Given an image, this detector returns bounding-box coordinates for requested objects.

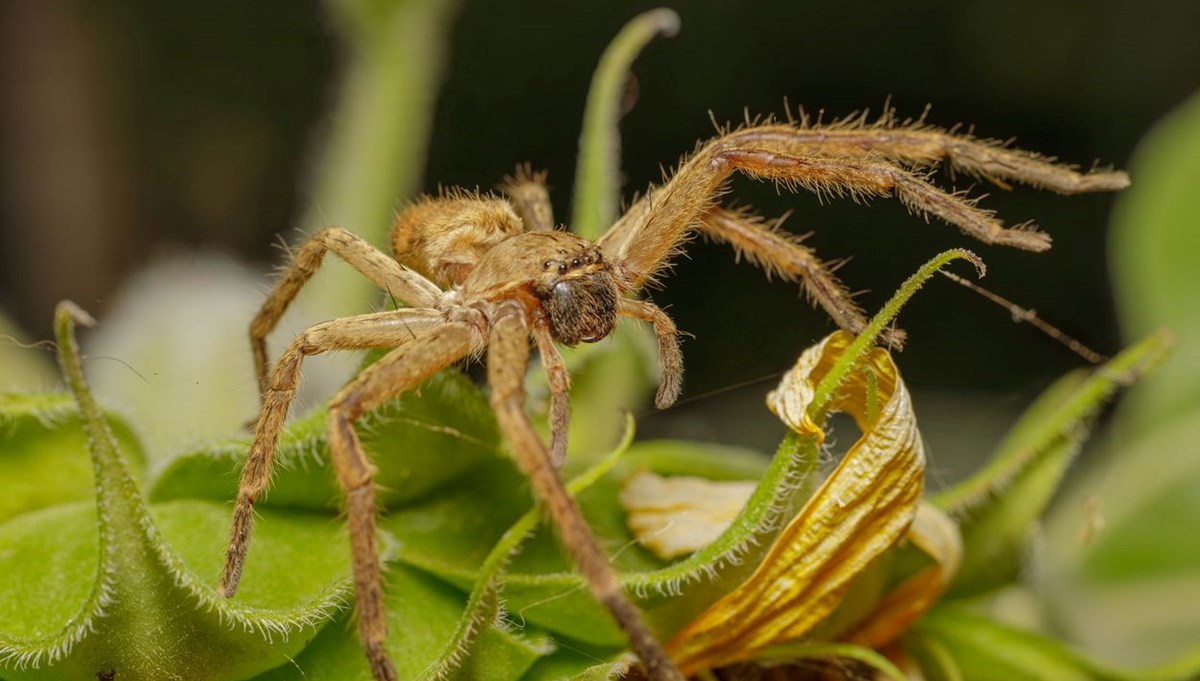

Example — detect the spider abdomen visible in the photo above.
[392,195,523,288]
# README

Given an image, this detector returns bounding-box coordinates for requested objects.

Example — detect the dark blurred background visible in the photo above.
[1,0,1197,454]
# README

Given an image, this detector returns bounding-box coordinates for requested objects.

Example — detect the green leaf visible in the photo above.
[932,331,1170,597]
[0,501,349,678]
[252,563,549,681]
[150,369,502,510]
[910,606,1200,681]
[0,393,144,523]
[571,8,680,240]
[1042,87,1200,668]
[0,303,347,680]
[1110,89,1200,437]
[386,434,803,647]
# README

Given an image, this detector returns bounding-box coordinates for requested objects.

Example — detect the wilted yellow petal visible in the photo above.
[841,502,962,649]
[764,332,832,441]
[620,471,758,560]
[665,332,925,674]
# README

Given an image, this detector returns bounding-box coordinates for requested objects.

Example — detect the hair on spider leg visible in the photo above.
[75,353,153,386]
[631,370,787,422]
[2,334,158,401]
[939,269,1106,364]
[0,334,59,355]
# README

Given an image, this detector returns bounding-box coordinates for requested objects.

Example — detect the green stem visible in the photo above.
[811,249,985,416]
[54,301,148,555]
[572,8,679,239]
[302,0,461,312]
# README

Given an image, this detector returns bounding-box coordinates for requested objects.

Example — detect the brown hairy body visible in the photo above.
[217,111,1127,680]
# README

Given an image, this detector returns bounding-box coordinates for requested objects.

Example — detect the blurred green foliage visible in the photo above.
[1041,89,1200,668]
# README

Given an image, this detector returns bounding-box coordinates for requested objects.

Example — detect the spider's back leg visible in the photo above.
[499,164,555,232]
[251,227,441,398]
[220,308,445,598]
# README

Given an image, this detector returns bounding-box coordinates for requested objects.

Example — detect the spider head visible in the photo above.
[534,247,619,345]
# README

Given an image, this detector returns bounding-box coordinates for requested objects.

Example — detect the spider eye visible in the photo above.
[543,260,553,270]
[571,258,581,268]
[558,263,568,274]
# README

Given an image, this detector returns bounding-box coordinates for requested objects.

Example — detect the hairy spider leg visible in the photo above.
[219,308,445,598]
[618,298,683,407]
[597,121,1129,347]
[697,206,888,345]
[742,120,1129,194]
[531,323,572,468]
[250,227,441,398]
[326,321,480,681]
[500,164,556,232]
[711,145,1050,250]
[488,305,686,681]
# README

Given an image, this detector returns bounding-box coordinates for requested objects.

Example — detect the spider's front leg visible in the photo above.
[487,304,686,681]
[599,121,1126,344]
[531,322,572,468]
[708,144,1049,250]
[325,321,480,681]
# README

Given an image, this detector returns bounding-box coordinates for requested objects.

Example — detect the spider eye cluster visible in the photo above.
[542,249,604,276]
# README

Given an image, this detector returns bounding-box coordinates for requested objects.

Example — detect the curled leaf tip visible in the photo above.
[959,249,986,278]
[644,8,682,36]
[572,7,682,238]
[766,333,842,440]
[56,300,96,329]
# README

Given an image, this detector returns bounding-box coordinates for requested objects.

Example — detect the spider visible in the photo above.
[215,106,1127,679]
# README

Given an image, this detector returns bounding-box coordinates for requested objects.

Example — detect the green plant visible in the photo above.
[2,8,1198,681]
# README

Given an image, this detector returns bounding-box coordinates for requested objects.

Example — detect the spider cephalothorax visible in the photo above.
[467,232,619,344]
[217,81,1127,681]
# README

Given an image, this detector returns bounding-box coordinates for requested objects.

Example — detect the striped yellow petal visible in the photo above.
[841,502,962,649]
[665,331,925,673]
